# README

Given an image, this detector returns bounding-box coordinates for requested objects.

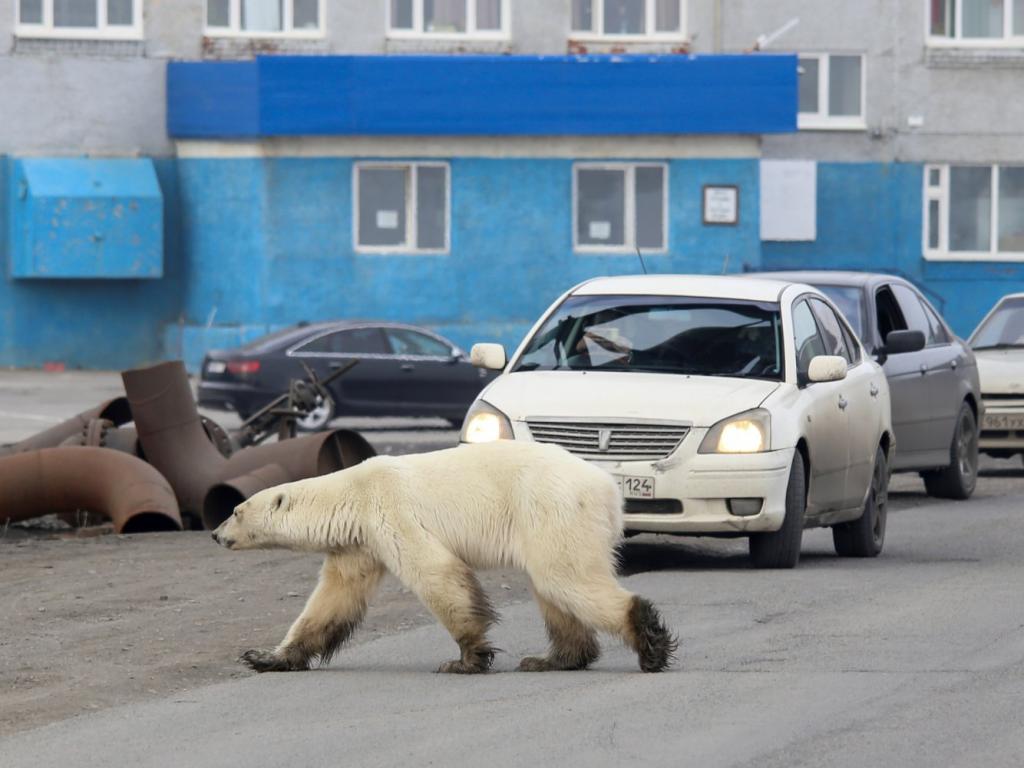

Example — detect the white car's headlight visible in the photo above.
[698,409,771,454]
[461,400,514,443]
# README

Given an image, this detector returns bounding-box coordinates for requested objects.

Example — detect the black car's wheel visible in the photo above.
[922,402,978,500]
[833,445,888,558]
[296,394,336,432]
[749,451,806,569]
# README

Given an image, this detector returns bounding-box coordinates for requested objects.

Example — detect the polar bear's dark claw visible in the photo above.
[240,649,307,673]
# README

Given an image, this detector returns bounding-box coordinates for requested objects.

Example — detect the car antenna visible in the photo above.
[635,245,648,275]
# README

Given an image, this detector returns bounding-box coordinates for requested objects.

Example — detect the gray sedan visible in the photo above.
[758,271,980,499]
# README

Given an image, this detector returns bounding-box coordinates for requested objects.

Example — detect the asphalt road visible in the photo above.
[3,371,1024,767]
[3,492,1023,767]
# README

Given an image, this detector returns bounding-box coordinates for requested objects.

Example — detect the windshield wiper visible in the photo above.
[971,343,1024,350]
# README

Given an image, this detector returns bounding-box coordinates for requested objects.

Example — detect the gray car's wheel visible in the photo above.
[749,451,806,569]
[922,402,978,500]
[296,394,336,433]
[833,445,888,557]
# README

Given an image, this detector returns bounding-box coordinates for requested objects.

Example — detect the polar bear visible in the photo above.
[212,440,677,674]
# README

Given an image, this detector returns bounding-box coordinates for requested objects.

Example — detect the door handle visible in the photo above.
[869,383,879,398]
[400,364,415,372]
[919,364,928,376]
[951,359,958,370]
[329,362,344,369]
[838,395,848,411]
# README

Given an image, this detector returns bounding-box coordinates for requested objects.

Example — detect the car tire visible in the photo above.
[749,451,806,569]
[833,445,888,558]
[922,402,978,500]
[296,394,336,433]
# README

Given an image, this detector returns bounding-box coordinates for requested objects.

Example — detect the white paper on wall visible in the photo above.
[760,160,817,241]
[589,221,612,240]
[376,210,399,229]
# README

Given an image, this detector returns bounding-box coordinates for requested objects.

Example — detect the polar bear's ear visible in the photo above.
[270,491,288,513]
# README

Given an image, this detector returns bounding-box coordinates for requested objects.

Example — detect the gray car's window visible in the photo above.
[891,285,933,341]
[792,300,827,379]
[919,300,951,346]
[809,298,854,364]
[815,285,864,338]
[386,328,451,357]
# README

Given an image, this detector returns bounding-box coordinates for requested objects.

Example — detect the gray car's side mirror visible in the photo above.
[470,343,507,371]
[884,330,926,355]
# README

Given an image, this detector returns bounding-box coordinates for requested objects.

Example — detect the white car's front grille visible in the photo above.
[526,420,689,461]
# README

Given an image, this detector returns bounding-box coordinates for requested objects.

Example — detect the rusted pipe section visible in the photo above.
[0,447,182,533]
[0,398,131,457]
[200,430,376,529]
[123,361,376,528]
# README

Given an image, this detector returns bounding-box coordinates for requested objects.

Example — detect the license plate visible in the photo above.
[616,475,655,499]
[206,361,226,375]
[982,413,1024,431]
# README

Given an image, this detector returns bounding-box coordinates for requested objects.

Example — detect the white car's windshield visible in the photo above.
[971,296,1024,349]
[513,295,784,380]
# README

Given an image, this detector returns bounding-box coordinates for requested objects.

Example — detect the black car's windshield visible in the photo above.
[813,285,864,338]
[971,296,1024,349]
[513,294,784,380]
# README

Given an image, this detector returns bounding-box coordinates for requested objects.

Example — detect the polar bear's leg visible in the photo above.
[240,548,384,673]
[390,539,497,674]
[518,584,600,672]
[530,569,677,673]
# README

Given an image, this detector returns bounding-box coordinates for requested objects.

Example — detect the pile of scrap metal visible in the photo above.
[0,360,374,534]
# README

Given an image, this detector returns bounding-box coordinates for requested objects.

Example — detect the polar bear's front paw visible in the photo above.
[517,656,556,672]
[436,658,489,674]
[239,649,307,673]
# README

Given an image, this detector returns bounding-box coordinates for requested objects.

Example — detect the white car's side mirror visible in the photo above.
[807,355,848,383]
[470,343,507,371]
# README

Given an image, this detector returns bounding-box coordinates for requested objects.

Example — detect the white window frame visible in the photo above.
[387,0,510,40]
[923,163,1024,262]
[572,162,669,255]
[353,162,451,255]
[15,0,143,40]
[926,0,1024,47]
[569,0,687,42]
[204,0,325,38]
[797,53,867,131]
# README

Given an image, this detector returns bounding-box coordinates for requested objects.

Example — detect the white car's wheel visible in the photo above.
[749,451,806,569]
[833,445,888,558]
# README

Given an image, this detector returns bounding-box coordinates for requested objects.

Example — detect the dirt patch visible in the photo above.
[0,531,531,737]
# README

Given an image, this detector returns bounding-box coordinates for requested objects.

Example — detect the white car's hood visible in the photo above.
[480,371,780,427]
[974,348,1024,394]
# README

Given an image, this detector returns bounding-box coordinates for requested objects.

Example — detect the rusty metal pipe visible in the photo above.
[123,361,376,529]
[0,398,131,457]
[0,447,182,533]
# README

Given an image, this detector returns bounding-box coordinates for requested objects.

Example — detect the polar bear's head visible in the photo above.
[212,485,295,551]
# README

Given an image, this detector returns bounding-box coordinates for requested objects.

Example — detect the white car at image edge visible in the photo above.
[460,275,895,569]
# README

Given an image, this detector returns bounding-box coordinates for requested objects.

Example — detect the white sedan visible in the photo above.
[969,292,1024,459]
[461,275,893,568]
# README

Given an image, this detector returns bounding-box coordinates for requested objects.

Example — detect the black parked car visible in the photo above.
[759,271,981,499]
[198,321,495,431]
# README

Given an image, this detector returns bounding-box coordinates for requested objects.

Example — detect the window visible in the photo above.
[205,0,322,36]
[809,298,854,364]
[797,54,865,130]
[891,285,952,347]
[574,164,667,253]
[355,163,449,253]
[294,328,388,355]
[815,285,865,338]
[792,301,827,381]
[385,328,453,357]
[388,0,509,38]
[924,164,1024,260]
[929,0,1024,44]
[570,0,686,39]
[16,0,142,38]
[875,286,908,344]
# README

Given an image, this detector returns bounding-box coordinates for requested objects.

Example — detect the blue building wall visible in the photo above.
[168,156,761,369]
[0,156,185,369]
[762,162,1024,338]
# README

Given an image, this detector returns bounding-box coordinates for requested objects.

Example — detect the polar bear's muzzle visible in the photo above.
[211,523,236,549]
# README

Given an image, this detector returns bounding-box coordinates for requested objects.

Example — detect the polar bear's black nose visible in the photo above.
[211,532,219,543]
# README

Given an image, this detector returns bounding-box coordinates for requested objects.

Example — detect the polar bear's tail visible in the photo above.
[628,596,678,673]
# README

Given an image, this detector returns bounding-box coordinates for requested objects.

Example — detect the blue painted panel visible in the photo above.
[9,158,163,279]
[168,54,797,139]
[167,61,261,139]
[762,162,1024,338]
